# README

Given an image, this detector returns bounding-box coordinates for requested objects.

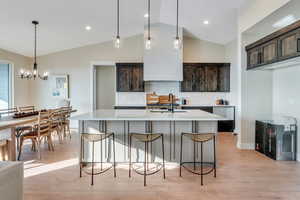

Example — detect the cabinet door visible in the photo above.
[194,66,206,92]
[278,28,300,60]
[261,40,278,64]
[247,47,261,69]
[181,65,196,92]
[131,64,144,92]
[217,64,230,92]
[205,66,218,92]
[117,65,131,92]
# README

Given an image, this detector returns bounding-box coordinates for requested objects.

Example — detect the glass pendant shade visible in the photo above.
[174,37,181,49]
[145,38,151,50]
[114,36,121,48]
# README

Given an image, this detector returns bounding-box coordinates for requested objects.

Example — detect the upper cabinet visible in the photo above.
[181,63,230,92]
[246,20,300,70]
[116,63,144,92]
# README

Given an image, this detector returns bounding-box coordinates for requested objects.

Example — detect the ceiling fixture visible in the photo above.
[174,0,181,49]
[145,0,151,50]
[144,13,149,18]
[203,20,209,25]
[85,25,92,31]
[114,0,121,48]
[19,21,48,80]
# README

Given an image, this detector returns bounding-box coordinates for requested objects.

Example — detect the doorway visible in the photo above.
[95,65,116,109]
[0,62,12,109]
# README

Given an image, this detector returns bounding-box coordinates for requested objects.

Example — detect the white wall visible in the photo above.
[272,66,300,159]
[0,48,31,107]
[236,0,291,149]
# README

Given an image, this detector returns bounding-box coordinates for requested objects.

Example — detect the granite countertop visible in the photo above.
[71,109,228,121]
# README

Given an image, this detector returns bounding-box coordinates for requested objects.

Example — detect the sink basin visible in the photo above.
[149,110,187,113]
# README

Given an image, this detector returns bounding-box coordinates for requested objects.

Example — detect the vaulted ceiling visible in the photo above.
[0,0,245,57]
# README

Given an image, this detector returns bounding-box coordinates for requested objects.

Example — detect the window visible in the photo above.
[0,62,11,109]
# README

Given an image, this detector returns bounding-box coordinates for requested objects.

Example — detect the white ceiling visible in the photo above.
[0,0,245,57]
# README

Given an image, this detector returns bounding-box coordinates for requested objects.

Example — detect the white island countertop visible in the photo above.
[71,109,228,121]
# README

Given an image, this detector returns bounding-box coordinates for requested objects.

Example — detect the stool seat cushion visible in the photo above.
[82,133,113,142]
[131,133,162,142]
[184,133,214,142]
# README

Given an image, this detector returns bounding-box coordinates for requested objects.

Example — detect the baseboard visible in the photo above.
[237,142,255,150]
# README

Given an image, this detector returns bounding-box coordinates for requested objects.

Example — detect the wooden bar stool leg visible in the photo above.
[193,140,196,170]
[162,134,166,179]
[80,135,83,178]
[144,141,147,187]
[113,133,116,178]
[100,138,103,171]
[91,141,95,186]
[213,135,216,178]
[200,141,203,186]
[179,133,183,177]
[129,134,132,178]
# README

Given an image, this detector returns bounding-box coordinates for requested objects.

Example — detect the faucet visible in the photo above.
[168,93,174,113]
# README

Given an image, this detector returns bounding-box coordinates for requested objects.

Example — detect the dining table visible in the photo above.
[0,109,77,161]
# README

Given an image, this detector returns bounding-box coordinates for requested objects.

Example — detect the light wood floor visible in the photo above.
[22,131,300,200]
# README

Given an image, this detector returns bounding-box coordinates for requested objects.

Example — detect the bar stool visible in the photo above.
[80,133,116,186]
[129,133,166,186]
[179,133,216,186]
[0,139,9,161]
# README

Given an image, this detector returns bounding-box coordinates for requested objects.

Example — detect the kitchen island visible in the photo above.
[71,109,227,163]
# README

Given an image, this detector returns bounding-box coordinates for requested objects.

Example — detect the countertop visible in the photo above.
[71,109,228,121]
[114,104,235,108]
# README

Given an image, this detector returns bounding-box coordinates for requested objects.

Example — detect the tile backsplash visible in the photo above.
[116,81,232,105]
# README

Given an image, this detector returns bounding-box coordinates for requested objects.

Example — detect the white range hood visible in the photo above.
[143,23,183,81]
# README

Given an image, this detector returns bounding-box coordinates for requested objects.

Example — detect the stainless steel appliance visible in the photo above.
[255,116,297,161]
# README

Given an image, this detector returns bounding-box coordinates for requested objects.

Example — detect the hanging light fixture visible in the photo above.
[19,21,48,80]
[145,0,151,50]
[114,0,121,48]
[174,0,181,49]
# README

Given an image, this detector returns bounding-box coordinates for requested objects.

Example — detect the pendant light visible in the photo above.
[145,0,151,50]
[114,0,121,48]
[174,0,181,49]
[19,21,48,80]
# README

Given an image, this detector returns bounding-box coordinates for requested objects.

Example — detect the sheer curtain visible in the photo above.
[0,63,10,109]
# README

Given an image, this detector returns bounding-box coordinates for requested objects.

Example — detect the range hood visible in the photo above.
[143,23,183,81]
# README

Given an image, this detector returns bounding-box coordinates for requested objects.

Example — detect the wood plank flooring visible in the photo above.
[22,131,300,200]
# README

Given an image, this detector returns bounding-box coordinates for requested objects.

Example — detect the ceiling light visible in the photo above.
[18,21,48,80]
[203,20,209,25]
[174,0,181,49]
[273,15,296,28]
[114,0,121,48]
[145,0,151,50]
[144,13,149,18]
[85,26,92,31]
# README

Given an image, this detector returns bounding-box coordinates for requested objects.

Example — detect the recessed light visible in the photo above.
[85,25,92,31]
[203,20,209,25]
[144,13,149,18]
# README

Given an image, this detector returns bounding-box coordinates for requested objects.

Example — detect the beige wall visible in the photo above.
[0,48,31,107]
[183,37,226,62]
[30,35,144,114]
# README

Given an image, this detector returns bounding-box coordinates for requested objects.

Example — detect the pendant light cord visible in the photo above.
[176,0,179,38]
[148,0,150,40]
[117,0,120,37]
[34,22,37,65]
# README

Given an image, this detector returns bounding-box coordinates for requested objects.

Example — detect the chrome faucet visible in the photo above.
[168,93,174,113]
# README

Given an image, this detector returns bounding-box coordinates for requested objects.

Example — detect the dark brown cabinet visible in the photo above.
[246,20,300,70]
[181,63,230,92]
[116,63,144,92]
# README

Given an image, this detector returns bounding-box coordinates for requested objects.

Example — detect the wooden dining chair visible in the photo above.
[0,107,18,118]
[61,106,72,139]
[18,111,54,160]
[49,108,64,144]
[18,106,35,113]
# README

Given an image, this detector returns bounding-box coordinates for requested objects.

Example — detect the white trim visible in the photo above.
[0,60,14,108]
[237,141,255,150]
[90,61,116,111]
